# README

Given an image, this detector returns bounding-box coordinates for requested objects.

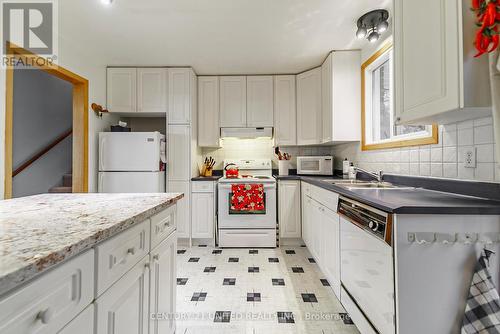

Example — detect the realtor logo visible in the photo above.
[1,0,58,66]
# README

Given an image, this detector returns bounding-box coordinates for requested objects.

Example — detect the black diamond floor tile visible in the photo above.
[228,257,239,262]
[188,257,199,262]
[249,249,258,254]
[272,278,285,286]
[339,313,355,325]
[285,250,296,255]
[204,266,216,273]
[177,249,186,254]
[214,311,231,323]
[191,292,207,301]
[308,258,316,263]
[198,245,207,247]
[223,278,236,286]
[277,311,295,323]
[247,292,261,302]
[248,266,260,273]
[320,279,330,286]
[177,278,188,285]
[291,267,304,273]
[301,293,318,303]
[212,249,222,254]
[268,257,279,263]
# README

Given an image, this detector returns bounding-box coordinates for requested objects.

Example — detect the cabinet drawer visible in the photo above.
[192,181,215,193]
[95,220,150,296]
[150,206,176,249]
[0,250,94,334]
[309,183,339,210]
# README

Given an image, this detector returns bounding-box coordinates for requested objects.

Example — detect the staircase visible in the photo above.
[48,173,72,193]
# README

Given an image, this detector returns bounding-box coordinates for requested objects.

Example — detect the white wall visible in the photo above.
[0,36,119,199]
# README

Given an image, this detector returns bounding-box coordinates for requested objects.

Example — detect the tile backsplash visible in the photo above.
[201,116,498,183]
[332,116,499,182]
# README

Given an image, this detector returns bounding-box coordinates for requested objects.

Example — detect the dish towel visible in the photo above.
[462,249,500,334]
[230,184,265,213]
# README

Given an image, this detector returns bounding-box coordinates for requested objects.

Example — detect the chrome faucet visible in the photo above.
[354,167,383,182]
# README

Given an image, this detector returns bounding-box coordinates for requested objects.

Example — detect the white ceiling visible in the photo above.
[59,0,391,74]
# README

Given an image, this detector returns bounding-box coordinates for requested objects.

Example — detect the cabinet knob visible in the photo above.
[36,308,53,324]
[153,254,160,261]
[144,262,150,269]
[127,247,135,255]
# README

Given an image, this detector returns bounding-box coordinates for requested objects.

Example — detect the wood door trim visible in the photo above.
[4,42,88,198]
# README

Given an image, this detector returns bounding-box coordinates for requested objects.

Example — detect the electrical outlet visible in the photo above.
[464,148,476,168]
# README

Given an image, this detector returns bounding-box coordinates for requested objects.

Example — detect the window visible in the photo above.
[361,43,438,150]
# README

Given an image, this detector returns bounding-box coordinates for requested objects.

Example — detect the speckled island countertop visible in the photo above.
[0,193,183,296]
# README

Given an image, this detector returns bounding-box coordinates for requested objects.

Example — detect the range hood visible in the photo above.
[220,127,273,139]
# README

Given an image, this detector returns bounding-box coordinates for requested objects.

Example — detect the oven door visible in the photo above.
[218,182,276,228]
[340,216,395,334]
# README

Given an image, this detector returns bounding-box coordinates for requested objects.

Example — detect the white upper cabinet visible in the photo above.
[198,77,220,147]
[297,68,322,145]
[168,68,194,124]
[394,0,491,124]
[246,76,274,127]
[107,68,137,113]
[220,76,247,127]
[321,51,361,143]
[137,68,167,113]
[274,75,297,146]
[167,125,191,181]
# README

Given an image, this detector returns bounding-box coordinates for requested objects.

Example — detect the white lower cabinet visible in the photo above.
[301,182,341,298]
[149,232,177,334]
[58,304,94,334]
[96,256,150,334]
[169,181,191,238]
[278,180,301,239]
[191,192,215,239]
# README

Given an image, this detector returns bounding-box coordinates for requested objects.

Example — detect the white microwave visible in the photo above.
[297,156,334,175]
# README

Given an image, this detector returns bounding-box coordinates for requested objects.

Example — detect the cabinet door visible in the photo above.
[394,0,460,123]
[278,180,301,239]
[168,68,192,124]
[321,54,333,143]
[320,207,341,298]
[247,76,274,127]
[58,304,94,334]
[150,232,177,334]
[220,76,247,127]
[274,75,297,146]
[191,192,215,239]
[137,68,167,113]
[307,199,321,260]
[107,68,137,113]
[167,125,191,181]
[198,77,220,147]
[96,257,149,334]
[297,68,322,145]
[168,181,190,238]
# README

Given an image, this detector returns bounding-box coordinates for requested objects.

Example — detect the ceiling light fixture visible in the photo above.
[101,0,113,5]
[356,9,389,43]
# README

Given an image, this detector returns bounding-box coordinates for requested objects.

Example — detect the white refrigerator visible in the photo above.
[98,132,166,193]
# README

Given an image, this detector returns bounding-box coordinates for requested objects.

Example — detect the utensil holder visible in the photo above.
[278,160,290,176]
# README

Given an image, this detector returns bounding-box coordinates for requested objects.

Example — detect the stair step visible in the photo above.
[63,174,72,187]
[49,186,72,194]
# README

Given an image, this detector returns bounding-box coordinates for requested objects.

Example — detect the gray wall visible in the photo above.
[12,69,73,197]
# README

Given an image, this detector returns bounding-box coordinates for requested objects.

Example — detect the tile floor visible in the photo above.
[175,245,360,334]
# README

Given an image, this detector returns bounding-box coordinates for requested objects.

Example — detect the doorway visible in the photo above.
[4,42,88,198]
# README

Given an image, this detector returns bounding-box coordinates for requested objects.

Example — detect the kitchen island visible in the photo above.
[0,192,183,334]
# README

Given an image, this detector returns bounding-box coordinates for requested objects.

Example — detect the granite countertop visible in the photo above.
[0,193,183,296]
[275,175,500,215]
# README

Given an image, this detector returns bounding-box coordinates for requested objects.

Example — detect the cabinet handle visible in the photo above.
[153,254,160,261]
[36,308,53,324]
[127,247,135,255]
[144,262,150,269]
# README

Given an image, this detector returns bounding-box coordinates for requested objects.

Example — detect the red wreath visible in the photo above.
[472,0,500,57]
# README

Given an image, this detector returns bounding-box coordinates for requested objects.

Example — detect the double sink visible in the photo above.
[322,179,414,191]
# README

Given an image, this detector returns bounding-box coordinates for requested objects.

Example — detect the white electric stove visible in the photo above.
[217,159,277,248]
